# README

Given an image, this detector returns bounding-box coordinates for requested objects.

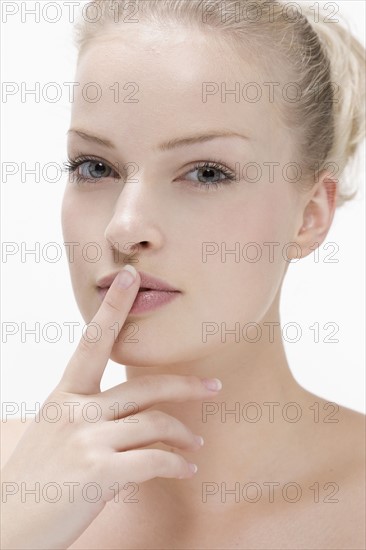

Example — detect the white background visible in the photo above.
[1,1,365,418]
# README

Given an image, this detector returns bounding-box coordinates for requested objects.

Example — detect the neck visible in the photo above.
[124,300,311,513]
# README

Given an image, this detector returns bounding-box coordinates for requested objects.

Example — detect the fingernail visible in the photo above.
[188,463,198,474]
[194,435,204,446]
[201,378,222,391]
[117,265,137,289]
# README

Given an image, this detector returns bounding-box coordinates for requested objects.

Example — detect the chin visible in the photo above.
[110,338,169,367]
[109,335,208,368]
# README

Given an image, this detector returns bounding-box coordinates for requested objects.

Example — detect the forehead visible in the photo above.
[70,25,280,152]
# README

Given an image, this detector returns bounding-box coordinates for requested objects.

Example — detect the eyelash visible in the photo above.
[62,154,237,191]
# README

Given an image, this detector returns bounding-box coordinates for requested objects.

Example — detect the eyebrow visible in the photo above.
[67,128,249,152]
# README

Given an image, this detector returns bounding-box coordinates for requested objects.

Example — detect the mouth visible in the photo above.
[97,286,181,315]
[96,269,180,292]
[96,270,182,315]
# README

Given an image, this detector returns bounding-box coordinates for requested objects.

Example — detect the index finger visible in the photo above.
[58,264,140,394]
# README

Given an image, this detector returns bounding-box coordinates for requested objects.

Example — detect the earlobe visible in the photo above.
[292,173,338,259]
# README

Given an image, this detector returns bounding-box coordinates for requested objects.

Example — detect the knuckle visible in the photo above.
[151,450,187,477]
[79,396,104,419]
[40,393,76,427]
[148,410,171,432]
[84,450,104,477]
[103,296,121,314]
[73,430,102,473]
[149,450,168,475]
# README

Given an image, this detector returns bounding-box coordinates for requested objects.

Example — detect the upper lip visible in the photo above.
[96,269,181,292]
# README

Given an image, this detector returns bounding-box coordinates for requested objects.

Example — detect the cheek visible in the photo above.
[61,186,89,242]
[185,189,296,326]
[61,189,109,321]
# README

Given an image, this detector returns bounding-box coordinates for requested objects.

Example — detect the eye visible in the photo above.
[180,160,237,191]
[63,155,238,190]
[63,155,120,185]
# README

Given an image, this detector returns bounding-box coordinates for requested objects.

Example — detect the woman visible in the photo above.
[2,0,365,548]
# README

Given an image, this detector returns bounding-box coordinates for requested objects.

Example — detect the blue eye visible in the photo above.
[63,155,237,190]
[63,156,119,185]
[182,161,237,190]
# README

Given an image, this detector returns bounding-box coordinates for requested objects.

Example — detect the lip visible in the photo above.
[97,287,181,315]
[96,269,182,315]
[96,269,180,292]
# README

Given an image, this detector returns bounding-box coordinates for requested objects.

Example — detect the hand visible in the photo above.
[1,265,222,549]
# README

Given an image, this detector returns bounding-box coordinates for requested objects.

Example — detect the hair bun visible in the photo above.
[301,2,365,204]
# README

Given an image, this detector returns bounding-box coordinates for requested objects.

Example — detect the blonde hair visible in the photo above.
[73,0,365,207]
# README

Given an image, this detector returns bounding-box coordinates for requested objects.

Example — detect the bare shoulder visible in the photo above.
[327,401,365,459]
[324,405,365,548]
[337,404,365,488]
[335,404,365,494]
[0,418,34,468]
[309,399,365,536]
[307,394,365,469]
[300,389,365,451]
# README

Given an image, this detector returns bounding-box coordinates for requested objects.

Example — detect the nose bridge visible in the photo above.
[104,177,163,255]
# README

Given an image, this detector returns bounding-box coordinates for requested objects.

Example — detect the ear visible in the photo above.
[291,171,338,260]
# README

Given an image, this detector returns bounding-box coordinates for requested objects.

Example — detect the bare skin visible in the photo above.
[2,401,365,549]
[1,21,365,550]
[0,271,224,549]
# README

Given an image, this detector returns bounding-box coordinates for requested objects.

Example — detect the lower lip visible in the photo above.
[98,288,181,314]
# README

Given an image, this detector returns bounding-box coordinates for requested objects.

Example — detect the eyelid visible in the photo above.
[64,154,123,183]
[65,153,238,189]
[177,159,238,182]
[179,158,234,173]
[67,153,122,172]
[67,153,235,174]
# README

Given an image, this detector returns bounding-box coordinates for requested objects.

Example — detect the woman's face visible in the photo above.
[61,24,305,366]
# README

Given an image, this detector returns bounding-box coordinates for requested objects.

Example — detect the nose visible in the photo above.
[104,181,164,260]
